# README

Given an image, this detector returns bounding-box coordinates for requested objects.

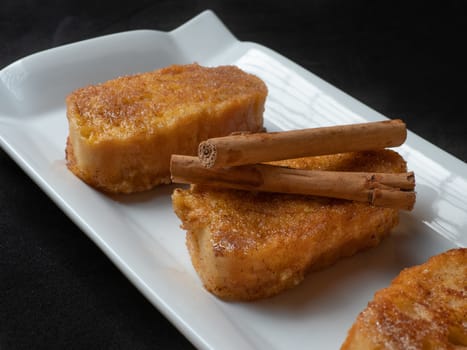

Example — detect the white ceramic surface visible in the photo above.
[1,10,465,350]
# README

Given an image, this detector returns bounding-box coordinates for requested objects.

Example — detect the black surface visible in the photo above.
[1,1,465,349]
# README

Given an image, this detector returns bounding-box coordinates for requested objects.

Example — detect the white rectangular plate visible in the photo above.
[1,10,466,350]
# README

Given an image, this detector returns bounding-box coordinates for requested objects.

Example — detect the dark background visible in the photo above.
[1,1,465,349]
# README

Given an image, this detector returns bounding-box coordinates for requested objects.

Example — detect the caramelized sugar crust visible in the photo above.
[67,64,267,142]
[341,248,467,350]
[65,64,267,193]
[172,150,407,300]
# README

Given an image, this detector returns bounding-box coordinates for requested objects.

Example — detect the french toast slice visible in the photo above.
[172,150,407,300]
[66,64,267,193]
[341,248,467,350]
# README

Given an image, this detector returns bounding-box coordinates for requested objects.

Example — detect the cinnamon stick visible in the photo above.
[198,119,407,168]
[170,155,416,210]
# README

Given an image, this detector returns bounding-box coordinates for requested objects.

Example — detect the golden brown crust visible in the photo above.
[65,63,267,193]
[172,150,407,300]
[341,248,467,350]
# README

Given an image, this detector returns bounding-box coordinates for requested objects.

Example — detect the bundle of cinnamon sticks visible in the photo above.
[170,119,416,210]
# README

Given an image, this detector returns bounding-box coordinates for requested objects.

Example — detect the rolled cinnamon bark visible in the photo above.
[198,119,407,168]
[171,155,416,210]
